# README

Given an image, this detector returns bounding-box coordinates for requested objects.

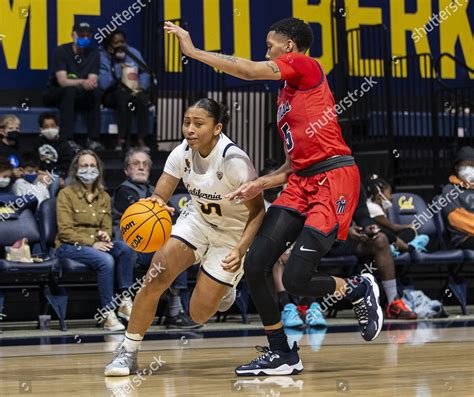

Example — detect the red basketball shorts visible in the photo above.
[272,165,360,240]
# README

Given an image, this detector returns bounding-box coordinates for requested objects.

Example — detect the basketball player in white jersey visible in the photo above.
[105,98,264,376]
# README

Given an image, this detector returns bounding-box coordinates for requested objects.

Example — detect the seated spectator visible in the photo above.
[43,22,104,152]
[366,175,429,255]
[0,156,14,194]
[35,112,76,196]
[442,146,474,249]
[112,148,199,329]
[55,149,135,331]
[99,30,151,152]
[0,114,22,174]
[12,153,50,208]
[0,156,38,213]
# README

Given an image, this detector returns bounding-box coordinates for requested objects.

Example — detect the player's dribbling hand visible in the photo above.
[221,248,242,273]
[163,21,197,57]
[141,196,175,214]
[225,180,264,203]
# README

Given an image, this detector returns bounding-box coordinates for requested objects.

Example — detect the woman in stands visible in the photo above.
[55,149,134,330]
[365,175,429,255]
[105,98,264,376]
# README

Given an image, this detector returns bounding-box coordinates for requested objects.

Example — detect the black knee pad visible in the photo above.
[244,235,282,280]
[282,227,338,297]
[291,226,337,263]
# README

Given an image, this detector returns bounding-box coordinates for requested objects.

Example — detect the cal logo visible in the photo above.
[399,196,414,210]
[120,220,136,235]
[179,196,189,209]
[131,234,143,249]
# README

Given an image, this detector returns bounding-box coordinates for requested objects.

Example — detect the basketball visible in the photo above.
[120,200,172,253]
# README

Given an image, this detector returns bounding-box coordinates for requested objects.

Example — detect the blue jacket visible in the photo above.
[99,46,150,91]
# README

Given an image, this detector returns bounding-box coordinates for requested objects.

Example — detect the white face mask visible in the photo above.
[379,192,393,210]
[0,176,11,188]
[41,128,59,140]
[458,166,474,185]
[77,166,99,185]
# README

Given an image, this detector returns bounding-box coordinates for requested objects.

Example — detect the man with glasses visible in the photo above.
[113,148,200,329]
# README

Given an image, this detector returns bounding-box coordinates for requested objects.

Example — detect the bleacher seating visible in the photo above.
[0,207,67,329]
[0,106,154,135]
[388,192,466,312]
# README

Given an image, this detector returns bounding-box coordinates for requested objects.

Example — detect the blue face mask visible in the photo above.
[76,36,91,49]
[23,173,37,184]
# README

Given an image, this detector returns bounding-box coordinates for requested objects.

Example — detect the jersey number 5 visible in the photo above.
[200,203,223,217]
[281,123,294,152]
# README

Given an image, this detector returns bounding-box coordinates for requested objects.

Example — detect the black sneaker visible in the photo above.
[350,273,384,341]
[235,342,303,376]
[164,310,202,329]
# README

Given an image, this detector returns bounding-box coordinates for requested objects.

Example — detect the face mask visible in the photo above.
[23,173,37,184]
[458,166,474,185]
[380,193,393,210]
[0,177,11,188]
[41,128,59,140]
[77,166,99,185]
[114,50,126,61]
[76,36,91,49]
[6,130,19,143]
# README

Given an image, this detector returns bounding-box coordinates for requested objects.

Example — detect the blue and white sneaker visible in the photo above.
[408,234,429,252]
[281,304,304,328]
[350,273,384,341]
[305,302,327,327]
[235,342,303,376]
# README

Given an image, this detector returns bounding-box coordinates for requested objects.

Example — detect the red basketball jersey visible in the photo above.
[274,52,351,171]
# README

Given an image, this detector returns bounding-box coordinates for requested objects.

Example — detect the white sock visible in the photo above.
[122,332,143,352]
[382,279,398,303]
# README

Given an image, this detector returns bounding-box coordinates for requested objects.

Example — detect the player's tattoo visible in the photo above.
[207,51,238,63]
[266,61,280,74]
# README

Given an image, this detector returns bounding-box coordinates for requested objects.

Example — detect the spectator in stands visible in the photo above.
[12,152,50,208]
[442,146,474,249]
[0,156,38,211]
[0,156,14,194]
[0,115,22,175]
[366,175,429,255]
[35,112,76,196]
[55,149,135,331]
[43,22,104,152]
[112,148,199,328]
[99,30,151,152]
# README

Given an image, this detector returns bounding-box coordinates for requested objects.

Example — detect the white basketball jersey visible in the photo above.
[163,134,257,231]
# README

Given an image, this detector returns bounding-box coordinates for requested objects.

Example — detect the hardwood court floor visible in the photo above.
[0,324,473,396]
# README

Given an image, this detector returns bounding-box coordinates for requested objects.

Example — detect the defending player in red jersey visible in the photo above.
[165,17,384,376]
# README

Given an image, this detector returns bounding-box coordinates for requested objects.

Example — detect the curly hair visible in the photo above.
[268,17,314,52]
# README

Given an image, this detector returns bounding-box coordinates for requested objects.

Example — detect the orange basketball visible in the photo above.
[120,201,172,253]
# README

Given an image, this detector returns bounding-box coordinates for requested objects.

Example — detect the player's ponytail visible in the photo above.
[190,98,230,131]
